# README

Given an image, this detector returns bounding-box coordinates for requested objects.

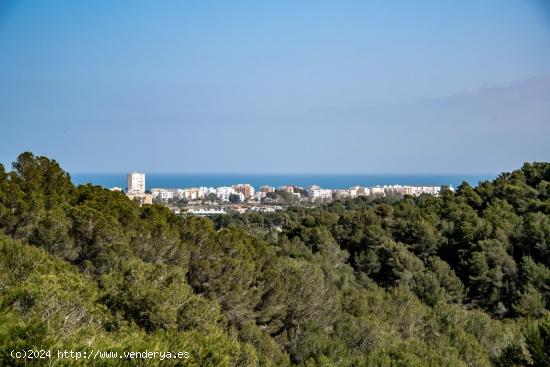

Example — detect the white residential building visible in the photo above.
[370,186,385,196]
[127,172,145,193]
[216,186,236,202]
[151,188,176,201]
[159,190,174,200]
[410,186,442,196]
[356,187,370,196]
[308,185,332,200]
[334,189,358,199]
[254,191,267,200]
[376,185,443,197]
[179,188,201,200]
[199,187,216,197]
[188,208,227,216]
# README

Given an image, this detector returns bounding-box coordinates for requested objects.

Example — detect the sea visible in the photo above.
[70,173,496,190]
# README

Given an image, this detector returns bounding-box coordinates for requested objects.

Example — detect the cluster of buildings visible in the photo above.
[308,185,334,200]
[150,183,257,203]
[115,172,450,214]
[331,185,444,200]
[259,184,445,201]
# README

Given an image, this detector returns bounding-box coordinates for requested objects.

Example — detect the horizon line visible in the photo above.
[69,172,499,176]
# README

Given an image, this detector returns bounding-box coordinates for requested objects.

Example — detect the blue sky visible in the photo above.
[1,0,549,173]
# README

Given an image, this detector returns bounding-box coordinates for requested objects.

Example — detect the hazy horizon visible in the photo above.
[69,172,497,191]
[1,1,549,174]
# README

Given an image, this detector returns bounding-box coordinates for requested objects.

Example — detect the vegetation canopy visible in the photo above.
[1,152,550,366]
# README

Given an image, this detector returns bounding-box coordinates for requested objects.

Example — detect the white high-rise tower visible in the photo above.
[127,172,145,193]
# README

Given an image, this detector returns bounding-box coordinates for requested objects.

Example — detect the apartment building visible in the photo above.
[127,172,145,193]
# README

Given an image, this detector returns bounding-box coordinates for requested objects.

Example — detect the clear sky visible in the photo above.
[1,0,549,174]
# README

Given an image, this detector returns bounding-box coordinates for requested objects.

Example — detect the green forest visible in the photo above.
[1,152,550,366]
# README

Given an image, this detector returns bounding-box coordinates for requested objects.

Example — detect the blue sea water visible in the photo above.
[70,173,496,190]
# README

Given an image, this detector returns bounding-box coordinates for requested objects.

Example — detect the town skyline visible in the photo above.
[121,171,450,215]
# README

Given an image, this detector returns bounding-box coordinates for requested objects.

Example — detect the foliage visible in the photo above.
[1,153,550,365]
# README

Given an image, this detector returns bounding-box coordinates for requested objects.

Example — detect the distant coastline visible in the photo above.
[71,173,496,190]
